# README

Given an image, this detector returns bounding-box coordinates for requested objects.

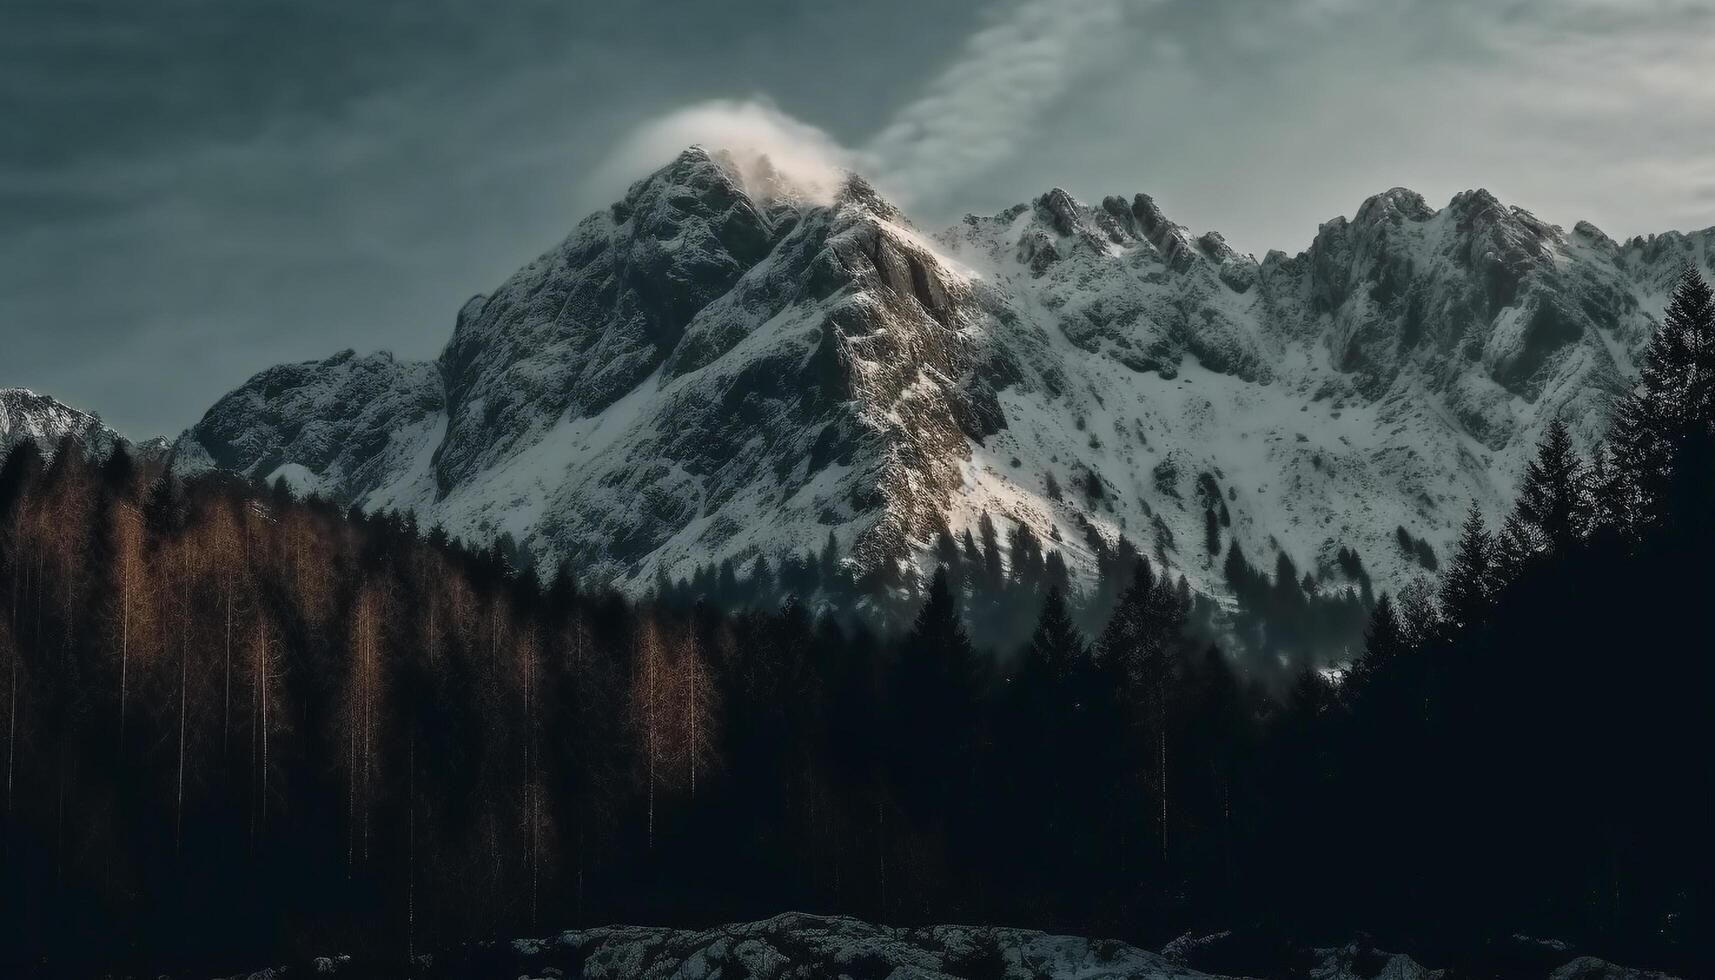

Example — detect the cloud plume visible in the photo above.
[589,98,857,204]
[595,0,1140,209]
[861,0,1133,206]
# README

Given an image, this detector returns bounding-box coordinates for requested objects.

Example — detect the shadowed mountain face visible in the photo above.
[167,146,1713,596]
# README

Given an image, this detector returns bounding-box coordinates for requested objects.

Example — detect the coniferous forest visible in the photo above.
[2,272,1713,976]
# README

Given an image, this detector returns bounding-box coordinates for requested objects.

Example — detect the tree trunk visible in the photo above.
[223,570,232,758]
[176,564,188,855]
[689,632,699,799]
[260,623,269,832]
[118,550,129,752]
[407,730,416,962]
[1160,726,1168,862]
[6,639,15,814]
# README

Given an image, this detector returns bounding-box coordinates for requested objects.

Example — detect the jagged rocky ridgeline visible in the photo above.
[0,387,169,464]
[156,146,1712,597]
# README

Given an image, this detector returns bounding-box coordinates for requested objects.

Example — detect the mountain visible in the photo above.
[0,387,131,461]
[170,147,1715,598]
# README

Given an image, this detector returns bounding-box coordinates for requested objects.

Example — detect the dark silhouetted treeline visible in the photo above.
[1311,270,1715,972]
[659,509,1375,674]
[2,273,1712,976]
[0,435,1253,974]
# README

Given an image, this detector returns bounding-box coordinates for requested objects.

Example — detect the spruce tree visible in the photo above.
[749,555,775,606]
[1583,444,1632,541]
[1023,587,1086,683]
[716,559,739,606]
[977,512,1003,594]
[1097,558,1154,667]
[1614,267,1715,524]
[1348,594,1405,697]
[1440,503,1496,633]
[1222,541,1256,601]
[1043,549,1072,599]
[892,567,984,819]
[1507,419,1587,563]
[934,528,960,574]
[819,531,840,579]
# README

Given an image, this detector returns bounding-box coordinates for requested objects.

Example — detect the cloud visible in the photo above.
[595,0,1144,210]
[861,0,1135,206]
[0,53,643,440]
[588,98,856,204]
[13,0,1715,440]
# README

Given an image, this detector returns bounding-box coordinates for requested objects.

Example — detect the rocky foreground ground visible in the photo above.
[226,912,1680,980]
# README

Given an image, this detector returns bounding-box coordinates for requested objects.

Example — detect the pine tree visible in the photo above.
[1022,587,1086,684]
[933,528,960,575]
[715,559,739,607]
[1506,419,1588,563]
[1222,541,1254,601]
[1043,550,1072,599]
[1658,266,1715,422]
[1097,558,1154,666]
[1614,267,1715,524]
[1348,594,1405,697]
[819,531,839,580]
[977,513,1003,594]
[749,555,775,606]
[1583,444,1631,540]
[892,567,983,819]
[1440,503,1497,633]
[1007,523,1045,592]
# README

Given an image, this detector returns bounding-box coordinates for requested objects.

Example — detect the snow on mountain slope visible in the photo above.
[0,387,130,461]
[178,148,1001,586]
[170,147,1715,599]
[171,349,446,506]
[932,184,1708,593]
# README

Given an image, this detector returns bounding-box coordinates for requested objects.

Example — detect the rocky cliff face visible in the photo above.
[171,147,1715,596]
[0,387,136,461]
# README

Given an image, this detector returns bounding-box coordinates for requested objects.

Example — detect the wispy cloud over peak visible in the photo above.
[595,0,1145,211]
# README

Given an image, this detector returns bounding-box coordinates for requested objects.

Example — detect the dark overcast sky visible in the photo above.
[5,0,1714,439]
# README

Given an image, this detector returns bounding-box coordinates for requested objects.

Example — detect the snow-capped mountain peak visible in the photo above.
[0,387,129,461]
[168,153,1715,599]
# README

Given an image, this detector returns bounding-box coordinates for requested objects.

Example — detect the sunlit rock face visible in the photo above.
[173,146,1715,597]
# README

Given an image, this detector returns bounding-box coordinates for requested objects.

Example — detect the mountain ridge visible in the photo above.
[99,147,1715,597]
[0,386,171,463]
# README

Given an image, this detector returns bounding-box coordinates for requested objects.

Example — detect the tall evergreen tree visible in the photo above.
[1439,503,1497,633]
[1583,443,1632,541]
[977,513,1003,595]
[1505,418,1588,564]
[1347,594,1405,697]
[890,568,984,824]
[1614,267,1715,524]
[1021,587,1085,683]
[1097,558,1154,666]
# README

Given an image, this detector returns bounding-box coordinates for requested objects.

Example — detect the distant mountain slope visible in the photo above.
[1,387,127,460]
[170,147,1715,597]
